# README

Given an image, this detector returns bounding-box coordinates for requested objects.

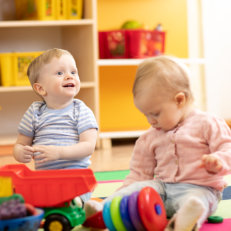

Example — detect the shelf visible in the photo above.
[0,19,94,28]
[97,59,145,66]
[99,130,146,139]
[97,58,206,66]
[0,82,96,93]
[81,82,97,88]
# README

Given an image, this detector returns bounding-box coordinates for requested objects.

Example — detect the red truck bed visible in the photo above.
[0,164,97,207]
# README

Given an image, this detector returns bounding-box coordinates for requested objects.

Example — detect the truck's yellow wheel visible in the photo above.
[44,214,71,231]
[49,221,63,231]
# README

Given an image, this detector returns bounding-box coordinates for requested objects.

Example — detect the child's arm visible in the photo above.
[33,128,97,164]
[202,116,231,175]
[13,134,34,163]
[123,129,156,187]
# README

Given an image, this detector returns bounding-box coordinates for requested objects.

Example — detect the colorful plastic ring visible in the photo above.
[120,195,136,231]
[110,196,127,231]
[102,200,116,231]
[128,191,146,231]
[207,216,224,223]
[138,186,168,231]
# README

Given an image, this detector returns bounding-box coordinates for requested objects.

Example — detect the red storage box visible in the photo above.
[99,30,129,59]
[127,30,165,58]
[99,29,165,59]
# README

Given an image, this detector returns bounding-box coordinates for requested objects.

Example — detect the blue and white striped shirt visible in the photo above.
[18,99,98,170]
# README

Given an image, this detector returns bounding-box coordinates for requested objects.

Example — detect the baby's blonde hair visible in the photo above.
[133,56,194,104]
[27,48,73,86]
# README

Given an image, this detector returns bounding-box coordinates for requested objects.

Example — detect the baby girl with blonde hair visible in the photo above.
[86,56,231,231]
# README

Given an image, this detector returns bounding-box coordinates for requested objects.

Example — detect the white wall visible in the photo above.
[202,0,231,119]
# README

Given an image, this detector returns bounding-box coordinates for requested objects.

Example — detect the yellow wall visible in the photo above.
[99,66,150,131]
[98,0,188,131]
[97,0,188,58]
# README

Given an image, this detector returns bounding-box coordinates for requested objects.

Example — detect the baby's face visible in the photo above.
[134,87,185,131]
[36,54,80,105]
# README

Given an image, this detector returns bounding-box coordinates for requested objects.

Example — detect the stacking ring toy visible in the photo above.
[138,186,168,231]
[110,196,127,231]
[96,187,168,231]
[120,195,136,231]
[128,191,146,231]
[102,200,116,231]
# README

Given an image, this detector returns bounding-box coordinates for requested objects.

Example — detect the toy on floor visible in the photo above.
[0,194,28,220]
[84,186,168,231]
[0,164,97,231]
[207,215,224,223]
[0,175,44,231]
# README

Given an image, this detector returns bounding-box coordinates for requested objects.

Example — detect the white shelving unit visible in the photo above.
[0,0,99,145]
[97,58,205,66]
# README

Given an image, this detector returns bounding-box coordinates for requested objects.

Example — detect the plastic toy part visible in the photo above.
[0,164,97,207]
[128,191,146,231]
[102,200,116,231]
[138,187,168,231]
[82,211,106,229]
[0,208,44,231]
[110,196,127,231]
[44,214,71,231]
[120,195,136,231]
[207,216,224,223]
[0,176,13,197]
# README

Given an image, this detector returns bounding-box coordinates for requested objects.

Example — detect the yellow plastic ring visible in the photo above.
[110,196,127,231]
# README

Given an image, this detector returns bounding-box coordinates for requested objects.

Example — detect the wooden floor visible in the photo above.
[0,140,135,172]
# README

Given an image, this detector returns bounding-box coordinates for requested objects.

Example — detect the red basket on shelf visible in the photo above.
[99,30,129,59]
[99,29,165,59]
[127,30,165,58]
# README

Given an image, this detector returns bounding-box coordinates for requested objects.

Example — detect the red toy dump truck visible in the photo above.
[0,164,97,231]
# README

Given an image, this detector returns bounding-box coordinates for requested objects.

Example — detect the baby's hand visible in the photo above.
[201,154,223,174]
[19,145,34,163]
[32,145,60,164]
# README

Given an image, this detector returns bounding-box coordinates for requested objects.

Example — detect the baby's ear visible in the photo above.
[175,92,186,107]
[33,83,47,96]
